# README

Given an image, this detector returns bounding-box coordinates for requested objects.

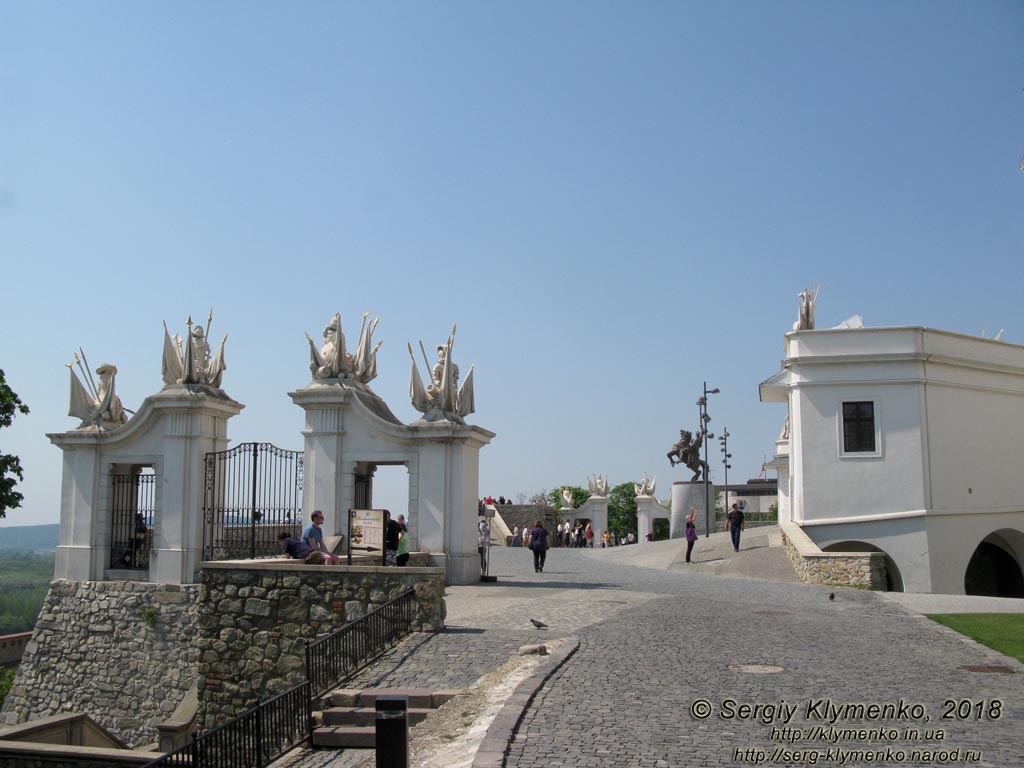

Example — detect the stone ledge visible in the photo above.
[780,522,887,589]
[202,559,444,575]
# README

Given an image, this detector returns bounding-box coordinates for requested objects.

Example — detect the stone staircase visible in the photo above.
[312,688,460,748]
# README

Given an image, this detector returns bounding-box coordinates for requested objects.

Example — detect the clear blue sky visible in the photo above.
[2,2,1022,527]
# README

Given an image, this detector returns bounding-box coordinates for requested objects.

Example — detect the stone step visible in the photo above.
[322,706,434,727]
[328,687,459,709]
[313,687,463,751]
[312,725,376,748]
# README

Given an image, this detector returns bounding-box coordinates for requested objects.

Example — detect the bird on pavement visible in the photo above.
[530,618,548,629]
[828,592,835,601]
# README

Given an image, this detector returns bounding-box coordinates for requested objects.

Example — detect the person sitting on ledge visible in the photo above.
[278,531,324,564]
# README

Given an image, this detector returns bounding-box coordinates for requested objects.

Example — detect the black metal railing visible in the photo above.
[306,588,417,698]
[110,472,157,570]
[143,681,311,768]
[144,589,419,768]
[202,442,303,561]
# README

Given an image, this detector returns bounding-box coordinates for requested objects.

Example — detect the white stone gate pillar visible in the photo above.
[48,387,243,584]
[288,385,353,538]
[636,495,670,542]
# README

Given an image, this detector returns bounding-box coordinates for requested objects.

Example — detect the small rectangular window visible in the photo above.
[842,401,875,453]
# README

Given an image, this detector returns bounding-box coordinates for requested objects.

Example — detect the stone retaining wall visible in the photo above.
[0,581,200,748]
[197,562,446,728]
[780,524,887,589]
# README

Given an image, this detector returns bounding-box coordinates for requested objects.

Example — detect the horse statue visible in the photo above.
[667,429,708,481]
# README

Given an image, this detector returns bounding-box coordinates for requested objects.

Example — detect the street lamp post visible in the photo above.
[696,382,720,538]
[719,429,731,524]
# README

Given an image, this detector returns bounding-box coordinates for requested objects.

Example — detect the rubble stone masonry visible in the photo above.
[0,581,200,748]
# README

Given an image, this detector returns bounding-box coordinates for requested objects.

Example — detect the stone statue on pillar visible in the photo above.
[587,474,609,496]
[407,325,475,424]
[634,472,656,496]
[559,487,575,510]
[306,310,382,384]
[792,284,821,331]
[162,311,228,388]
[66,352,129,428]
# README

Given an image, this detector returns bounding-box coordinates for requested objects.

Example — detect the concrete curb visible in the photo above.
[470,635,581,768]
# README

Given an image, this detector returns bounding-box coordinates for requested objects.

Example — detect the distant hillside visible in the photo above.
[0,525,59,551]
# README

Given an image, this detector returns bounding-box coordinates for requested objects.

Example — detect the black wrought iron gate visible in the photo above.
[202,442,304,561]
[110,471,156,569]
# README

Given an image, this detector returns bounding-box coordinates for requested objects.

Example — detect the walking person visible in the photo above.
[685,506,698,563]
[585,522,594,548]
[727,502,745,552]
[527,518,549,573]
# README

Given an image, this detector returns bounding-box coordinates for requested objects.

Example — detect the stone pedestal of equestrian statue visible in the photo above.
[671,481,710,538]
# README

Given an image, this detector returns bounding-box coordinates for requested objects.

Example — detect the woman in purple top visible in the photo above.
[528,519,549,573]
[685,506,698,563]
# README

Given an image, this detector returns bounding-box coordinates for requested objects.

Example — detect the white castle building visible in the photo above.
[761,323,1024,595]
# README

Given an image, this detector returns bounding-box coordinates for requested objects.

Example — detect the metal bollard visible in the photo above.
[375,695,409,768]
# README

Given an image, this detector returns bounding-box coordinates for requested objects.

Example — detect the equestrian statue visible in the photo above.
[667,429,708,482]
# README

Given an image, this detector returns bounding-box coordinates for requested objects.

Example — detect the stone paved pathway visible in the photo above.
[277,539,1023,767]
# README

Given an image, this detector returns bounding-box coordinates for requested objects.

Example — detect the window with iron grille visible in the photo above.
[842,401,876,453]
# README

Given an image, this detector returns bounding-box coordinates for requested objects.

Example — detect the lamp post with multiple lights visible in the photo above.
[719,428,731,523]
[696,382,719,537]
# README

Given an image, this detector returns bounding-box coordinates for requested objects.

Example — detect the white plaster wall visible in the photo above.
[793,381,925,522]
[924,374,1024,514]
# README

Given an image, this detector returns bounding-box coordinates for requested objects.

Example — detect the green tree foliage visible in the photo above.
[0,369,30,518]
[0,668,15,710]
[548,486,589,511]
[0,551,53,634]
[607,482,638,536]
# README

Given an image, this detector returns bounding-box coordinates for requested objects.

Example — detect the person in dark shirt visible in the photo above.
[726,503,745,552]
[278,531,323,564]
[383,509,402,566]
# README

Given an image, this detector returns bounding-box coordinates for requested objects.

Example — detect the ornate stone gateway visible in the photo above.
[202,442,304,561]
[48,308,493,586]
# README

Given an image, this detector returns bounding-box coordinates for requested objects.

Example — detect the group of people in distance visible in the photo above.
[278,509,411,567]
[479,495,512,512]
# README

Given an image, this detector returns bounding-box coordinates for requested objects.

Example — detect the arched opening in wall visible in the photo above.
[370,463,412,543]
[822,541,903,592]
[964,530,1024,598]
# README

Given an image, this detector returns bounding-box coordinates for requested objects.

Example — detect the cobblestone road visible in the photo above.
[279,540,1023,767]
[503,546,1023,768]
